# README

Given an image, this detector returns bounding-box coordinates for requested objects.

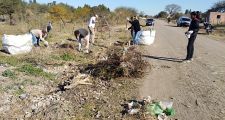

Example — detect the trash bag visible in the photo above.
[164,108,175,116]
[2,34,33,55]
[146,101,175,117]
[135,30,156,45]
[146,103,164,116]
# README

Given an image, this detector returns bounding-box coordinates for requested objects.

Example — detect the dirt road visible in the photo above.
[140,20,225,120]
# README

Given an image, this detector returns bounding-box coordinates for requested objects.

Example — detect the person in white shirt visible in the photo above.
[88,14,98,44]
[30,29,48,47]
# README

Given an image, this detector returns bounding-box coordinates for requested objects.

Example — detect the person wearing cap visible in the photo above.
[74,28,90,53]
[30,29,48,47]
[88,14,98,44]
[184,11,200,62]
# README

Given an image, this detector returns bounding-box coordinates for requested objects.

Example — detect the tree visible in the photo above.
[185,9,189,14]
[74,5,92,22]
[165,4,181,15]
[207,0,225,13]
[0,0,21,25]
[114,7,138,24]
[91,4,110,16]
[139,11,145,17]
[48,5,72,25]
[155,11,168,18]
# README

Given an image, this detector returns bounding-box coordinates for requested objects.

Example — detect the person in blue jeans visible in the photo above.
[30,29,48,47]
[128,16,141,45]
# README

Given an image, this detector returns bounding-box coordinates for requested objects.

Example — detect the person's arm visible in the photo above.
[128,26,132,30]
[75,33,79,40]
[39,32,45,41]
[128,20,132,24]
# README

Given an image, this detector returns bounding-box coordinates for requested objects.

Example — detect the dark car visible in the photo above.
[146,19,154,26]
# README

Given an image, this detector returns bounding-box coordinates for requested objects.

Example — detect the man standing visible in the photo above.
[88,14,98,44]
[128,16,141,45]
[184,12,200,62]
[74,28,90,53]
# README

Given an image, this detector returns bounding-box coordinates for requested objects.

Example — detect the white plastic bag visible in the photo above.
[135,30,156,45]
[2,34,33,55]
[185,31,193,39]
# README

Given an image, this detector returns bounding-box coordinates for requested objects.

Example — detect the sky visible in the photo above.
[27,0,220,15]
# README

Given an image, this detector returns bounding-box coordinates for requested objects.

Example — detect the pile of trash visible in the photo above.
[122,96,175,120]
[82,46,147,80]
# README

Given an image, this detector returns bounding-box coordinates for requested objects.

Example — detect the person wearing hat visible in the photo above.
[88,14,98,44]
[74,28,90,53]
[30,29,48,47]
[184,11,200,62]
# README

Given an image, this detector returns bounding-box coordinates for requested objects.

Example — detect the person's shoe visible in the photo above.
[84,50,89,54]
[183,59,191,63]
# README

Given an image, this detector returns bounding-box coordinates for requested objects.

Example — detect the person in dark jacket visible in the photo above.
[128,17,134,38]
[74,28,90,53]
[47,22,53,33]
[184,12,200,62]
[128,16,141,45]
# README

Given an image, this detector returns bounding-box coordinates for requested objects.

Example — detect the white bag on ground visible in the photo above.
[135,30,156,45]
[2,34,33,55]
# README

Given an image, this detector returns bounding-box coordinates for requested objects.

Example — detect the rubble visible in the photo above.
[122,96,175,120]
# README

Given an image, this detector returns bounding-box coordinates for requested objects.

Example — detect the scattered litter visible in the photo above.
[159,101,173,110]
[122,96,175,120]
[147,103,164,116]
[158,113,168,120]
[58,73,92,91]
[19,94,28,100]
[121,96,151,116]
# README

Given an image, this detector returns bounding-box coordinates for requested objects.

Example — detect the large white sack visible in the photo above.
[3,45,33,55]
[2,34,33,55]
[135,30,156,45]
[2,34,33,47]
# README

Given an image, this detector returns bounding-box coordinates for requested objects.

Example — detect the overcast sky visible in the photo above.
[26,0,220,15]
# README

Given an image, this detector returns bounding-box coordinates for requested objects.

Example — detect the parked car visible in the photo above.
[176,17,191,27]
[146,18,154,26]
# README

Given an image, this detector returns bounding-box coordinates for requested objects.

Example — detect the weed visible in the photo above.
[60,53,75,61]
[0,55,21,66]
[2,69,16,79]
[14,88,25,96]
[17,64,55,80]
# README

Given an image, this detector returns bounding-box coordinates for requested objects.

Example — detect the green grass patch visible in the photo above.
[14,88,26,96]
[17,64,55,80]
[0,55,21,66]
[2,69,16,79]
[60,53,75,61]
[51,52,91,64]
